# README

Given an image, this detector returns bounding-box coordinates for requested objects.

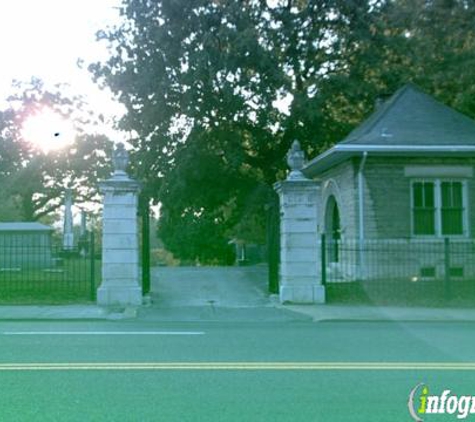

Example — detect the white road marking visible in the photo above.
[1,331,205,336]
[0,362,472,371]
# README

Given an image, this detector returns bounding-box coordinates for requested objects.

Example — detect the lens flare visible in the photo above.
[21,109,75,153]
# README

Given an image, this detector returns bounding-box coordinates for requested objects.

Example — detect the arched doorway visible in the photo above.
[324,195,341,263]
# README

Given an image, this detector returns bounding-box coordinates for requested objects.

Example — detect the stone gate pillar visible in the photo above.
[97,143,142,306]
[274,140,325,304]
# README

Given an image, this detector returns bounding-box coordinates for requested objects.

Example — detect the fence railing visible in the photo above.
[321,235,475,306]
[0,232,99,303]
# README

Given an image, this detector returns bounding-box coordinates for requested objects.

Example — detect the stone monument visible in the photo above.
[97,143,142,306]
[63,188,74,251]
[78,209,88,257]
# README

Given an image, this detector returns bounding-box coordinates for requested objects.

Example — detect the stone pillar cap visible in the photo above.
[112,142,130,180]
[286,140,307,180]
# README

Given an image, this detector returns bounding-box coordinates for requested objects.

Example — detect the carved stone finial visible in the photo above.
[286,140,306,180]
[113,142,129,176]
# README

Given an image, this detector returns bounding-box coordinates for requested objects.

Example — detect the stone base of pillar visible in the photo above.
[97,285,142,307]
[279,284,325,304]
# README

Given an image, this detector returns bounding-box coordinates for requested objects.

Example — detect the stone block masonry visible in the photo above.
[274,141,325,304]
[97,143,142,307]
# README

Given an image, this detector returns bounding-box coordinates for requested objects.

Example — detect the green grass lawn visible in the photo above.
[326,278,475,307]
[0,259,101,304]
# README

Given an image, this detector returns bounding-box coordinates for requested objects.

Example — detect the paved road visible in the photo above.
[2,266,474,421]
[150,265,270,307]
[1,319,475,421]
[140,265,308,322]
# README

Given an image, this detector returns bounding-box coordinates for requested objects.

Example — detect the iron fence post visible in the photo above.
[267,191,280,294]
[321,234,327,286]
[444,237,451,302]
[90,231,96,301]
[141,195,151,296]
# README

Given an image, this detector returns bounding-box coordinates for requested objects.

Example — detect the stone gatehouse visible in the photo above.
[276,84,475,303]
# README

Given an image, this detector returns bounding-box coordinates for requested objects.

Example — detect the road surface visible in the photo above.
[0,319,474,421]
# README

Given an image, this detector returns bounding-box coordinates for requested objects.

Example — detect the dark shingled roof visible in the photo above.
[341,83,475,146]
[303,84,475,177]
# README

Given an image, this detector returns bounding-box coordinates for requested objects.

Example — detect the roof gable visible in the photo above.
[303,84,475,177]
[0,222,53,232]
[341,83,475,146]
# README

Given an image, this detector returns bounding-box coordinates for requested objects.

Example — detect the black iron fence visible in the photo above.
[139,194,151,296]
[0,232,99,303]
[321,235,475,306]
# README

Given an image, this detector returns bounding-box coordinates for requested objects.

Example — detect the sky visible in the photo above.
[0,0,125,139]
[0,1,292,144]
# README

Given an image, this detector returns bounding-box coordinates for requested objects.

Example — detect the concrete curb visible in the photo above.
[1,302,475,323]
[0,305,137,321]
[278,304,475,322]
[135,305,312,323]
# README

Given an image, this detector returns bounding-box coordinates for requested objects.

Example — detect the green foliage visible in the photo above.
[91,0,475,263]
[0,79,114,222]
[158,205,235,265]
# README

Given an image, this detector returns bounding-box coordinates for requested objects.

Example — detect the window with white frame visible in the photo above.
[411,180,467,236]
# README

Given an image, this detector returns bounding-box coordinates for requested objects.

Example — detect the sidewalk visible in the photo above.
[0,305,134,321]
[0,302,474,322]
[280,303,475,322]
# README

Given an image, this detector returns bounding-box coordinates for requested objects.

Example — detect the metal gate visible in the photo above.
[139,193,151,297]
[267,190,280,294]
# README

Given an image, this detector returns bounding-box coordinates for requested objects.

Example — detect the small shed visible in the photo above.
[0,222,54,269]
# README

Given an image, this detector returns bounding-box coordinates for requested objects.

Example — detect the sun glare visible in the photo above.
[22,109,76,153]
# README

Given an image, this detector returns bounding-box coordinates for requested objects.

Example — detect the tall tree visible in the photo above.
[91,0,475,262]
[89,0,371,262]
[0,79,114,222]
